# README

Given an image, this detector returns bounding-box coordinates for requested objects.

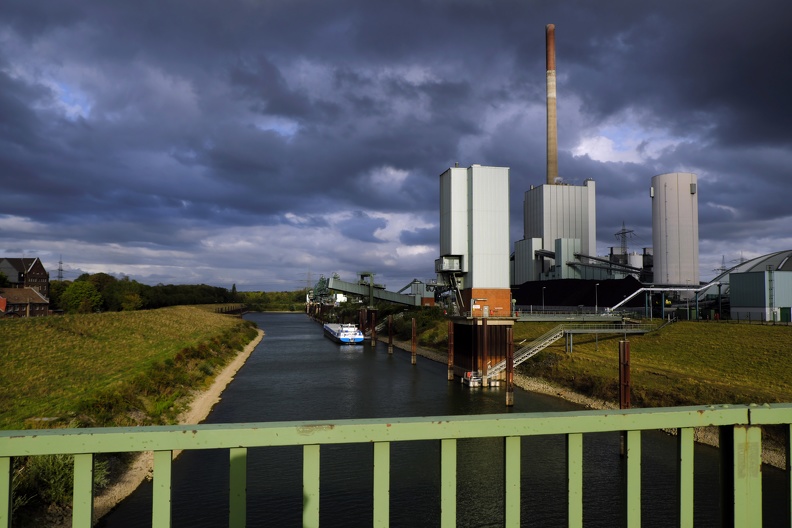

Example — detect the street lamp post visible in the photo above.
[595,283,599,314]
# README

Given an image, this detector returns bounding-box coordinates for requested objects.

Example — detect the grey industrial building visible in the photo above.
[699,250,792,322]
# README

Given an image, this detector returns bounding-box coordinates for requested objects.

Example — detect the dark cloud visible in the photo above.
[400,227,436,247]
[337,211,387,243]
[1,1,791,289]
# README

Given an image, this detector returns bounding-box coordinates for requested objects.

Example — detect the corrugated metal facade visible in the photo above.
[468,165,510,288]
[513,238,543,284]
[439,167,469,267]
[731,272,767,307]
[651,172,699,285]
[731,270,792,321]
[438,165,510,288]
[522,179,596,258]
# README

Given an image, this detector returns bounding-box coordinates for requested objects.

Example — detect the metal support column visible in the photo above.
[411,318,417,365]
[447,320,454,381]
[482,318,489,387]
[387,315,393,354]
[506,326,514,406]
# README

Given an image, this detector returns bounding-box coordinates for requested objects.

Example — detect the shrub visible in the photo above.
[12,455,109,516]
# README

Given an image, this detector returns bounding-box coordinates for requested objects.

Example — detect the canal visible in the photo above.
[98,312,787,527]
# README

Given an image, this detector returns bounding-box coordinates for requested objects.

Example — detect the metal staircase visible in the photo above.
[448,273,464,315]
[374,311,404,334]
[488,325,565,377]
[487,322,658,377]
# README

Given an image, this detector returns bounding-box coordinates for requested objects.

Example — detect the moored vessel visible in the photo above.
[323,323,365,344]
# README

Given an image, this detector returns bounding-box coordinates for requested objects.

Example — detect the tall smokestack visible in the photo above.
[546,24,558,185]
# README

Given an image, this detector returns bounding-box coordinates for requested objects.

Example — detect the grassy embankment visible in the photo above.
[1,305,258,522]
[515,321,792,407]
[0,305,258,430]
[397,315,792,408]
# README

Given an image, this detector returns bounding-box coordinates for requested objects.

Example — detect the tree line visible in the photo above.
[235,290,307,312]
[48,273,239,314]
[43,273,313,314]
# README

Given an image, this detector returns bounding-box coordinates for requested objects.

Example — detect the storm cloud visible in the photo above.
[2,1,791,290]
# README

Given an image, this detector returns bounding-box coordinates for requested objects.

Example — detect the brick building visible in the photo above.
[0,287,49,317]
[0,257,50,298]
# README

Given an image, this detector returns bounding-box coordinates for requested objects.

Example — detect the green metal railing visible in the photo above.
[2,403,791,527]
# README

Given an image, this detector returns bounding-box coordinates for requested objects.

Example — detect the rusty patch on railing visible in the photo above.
[297,424,335,435]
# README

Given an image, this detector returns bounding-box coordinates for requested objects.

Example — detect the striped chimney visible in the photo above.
[546,24,558,185]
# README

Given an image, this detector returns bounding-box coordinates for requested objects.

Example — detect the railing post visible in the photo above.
[72,453,95,527]
[623,430,641,526]
[373,442,390,527]
[678,428,695,528]
[440,438,457,528]
[152,450,173,528]
[303,444,320,528]
[504,436,520,526]
[229,447,247,528]
[567,433,583,528]
[721,425,762,527]
[0,457,10,528]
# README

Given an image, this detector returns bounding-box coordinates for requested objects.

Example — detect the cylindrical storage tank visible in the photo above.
[627,252,643,277]
[650,172,699,285]
[628,252,643,269]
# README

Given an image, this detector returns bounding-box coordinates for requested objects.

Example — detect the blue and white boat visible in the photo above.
[323,323,365,344]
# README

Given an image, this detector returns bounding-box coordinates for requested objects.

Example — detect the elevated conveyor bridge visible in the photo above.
[327,276,423,307]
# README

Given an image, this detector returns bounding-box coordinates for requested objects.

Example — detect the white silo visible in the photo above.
[651,172,699,285]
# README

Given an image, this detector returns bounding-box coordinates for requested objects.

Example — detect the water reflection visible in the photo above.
[97,313,787,527]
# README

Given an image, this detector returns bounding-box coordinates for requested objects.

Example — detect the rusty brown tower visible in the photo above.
[546,24,558,185]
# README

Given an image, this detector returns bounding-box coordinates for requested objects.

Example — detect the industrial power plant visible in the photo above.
[313,23,792,328]
[434,24,707,318]
[428,24,791,325]
[305,22,792,393]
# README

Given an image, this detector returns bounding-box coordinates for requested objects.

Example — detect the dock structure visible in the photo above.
[449,321,657,388]
[449,316,515,387]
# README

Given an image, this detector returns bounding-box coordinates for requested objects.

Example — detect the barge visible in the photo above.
[323,323,365,344]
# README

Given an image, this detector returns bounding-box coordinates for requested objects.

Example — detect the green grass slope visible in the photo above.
[0,306,257,429]
[519,321,792,407]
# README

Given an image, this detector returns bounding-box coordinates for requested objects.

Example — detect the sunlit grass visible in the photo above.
[0,306,256,429]
[518,321,792,406]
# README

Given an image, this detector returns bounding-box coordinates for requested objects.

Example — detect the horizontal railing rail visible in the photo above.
[2,403,789,527]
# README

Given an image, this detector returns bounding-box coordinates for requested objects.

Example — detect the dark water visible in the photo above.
[98,312,788,527]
